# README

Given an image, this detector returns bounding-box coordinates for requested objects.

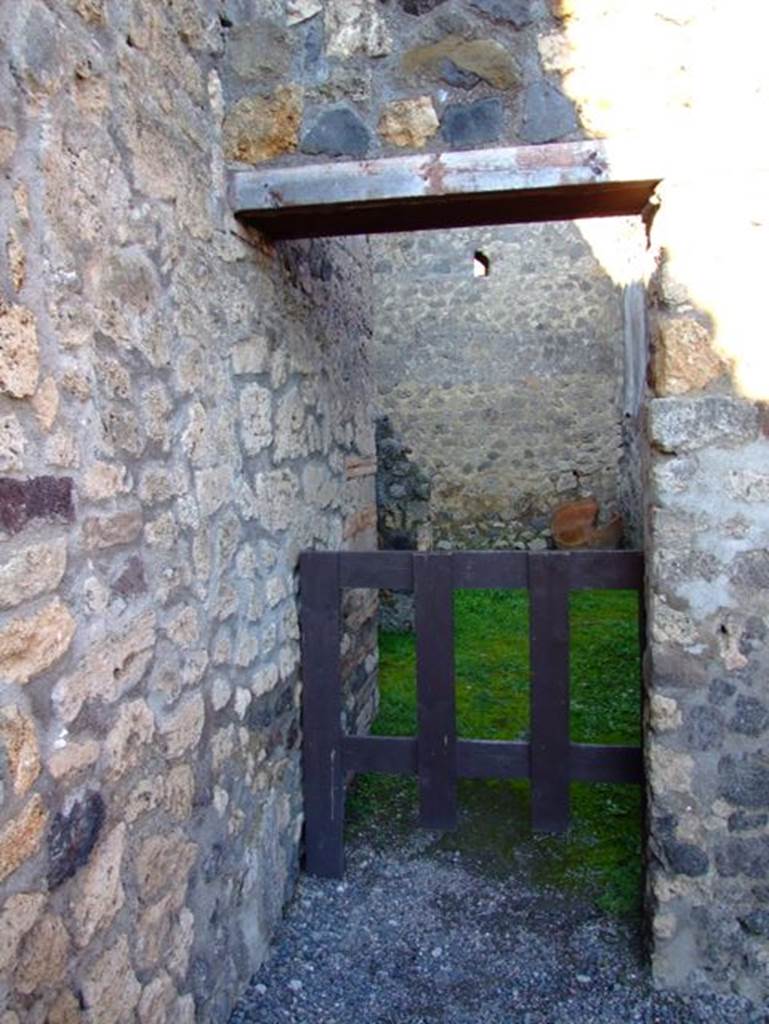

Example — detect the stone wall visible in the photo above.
[371,220,645,549]
[1,0,767,1013]
[0,4,376,1022]
[221,0,581,168]
[644,205,769,1000]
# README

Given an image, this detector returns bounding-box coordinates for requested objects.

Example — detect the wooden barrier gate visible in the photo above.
[300,549,645,879]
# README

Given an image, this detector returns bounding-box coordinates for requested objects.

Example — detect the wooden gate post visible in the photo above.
[415,552,458,830]
[529,551,571,833]
[300,551,345,877]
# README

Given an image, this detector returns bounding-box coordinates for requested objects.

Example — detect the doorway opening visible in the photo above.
[230,138,658,939]
[311,212,651,921]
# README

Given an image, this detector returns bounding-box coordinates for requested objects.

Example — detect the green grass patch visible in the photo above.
[346,589,643,917]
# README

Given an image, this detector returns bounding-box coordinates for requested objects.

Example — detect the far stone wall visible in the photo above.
[371,220,644,549]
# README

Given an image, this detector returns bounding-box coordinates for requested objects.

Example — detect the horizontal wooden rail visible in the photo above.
[339,550,414,590]
[342,736,641,784]
[334,549,643,591]
[452,551,528,589]
[342,735,417,775]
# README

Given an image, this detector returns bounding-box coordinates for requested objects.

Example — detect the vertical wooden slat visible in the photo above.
[300,551,345,878]
[638,581,647,745]
[415,552,457,830]
[529,551,571,833]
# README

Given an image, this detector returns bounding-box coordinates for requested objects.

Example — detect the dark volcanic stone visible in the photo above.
[301,108,370,158]
[286,718,300,750]
[112,555,146,597]
[441,97,503,148]
[470,0,532,27]
[729,695,769,737]
[303,15,324,76]
[683,704,724,749]
[0,475,74,534]
[439,57,482,89]
[519,79,578,144]
[708,678,736,705]
[398,0,448,13]
[739,615,767,657]
[47,792,105,890]
[191,956,212,1004]
[0,478,29,534]
[308,241,333,282]
[718,752,769,809]
[732,549,769,590]
[653,814,677,837]
[203,842,225,883]
[729,811,769,833]
[664,840,708,877]
[715,836,769,879]
[740,910,769,938]
[274,687,293,717]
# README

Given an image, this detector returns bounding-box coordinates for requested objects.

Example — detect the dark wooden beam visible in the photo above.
[229,141,661,239]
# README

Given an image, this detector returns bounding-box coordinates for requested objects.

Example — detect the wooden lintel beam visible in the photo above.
[228,140,661,238]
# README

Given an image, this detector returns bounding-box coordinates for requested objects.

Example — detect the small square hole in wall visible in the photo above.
[473,251,490,277]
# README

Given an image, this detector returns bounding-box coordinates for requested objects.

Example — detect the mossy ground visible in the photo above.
[346,589,643,917]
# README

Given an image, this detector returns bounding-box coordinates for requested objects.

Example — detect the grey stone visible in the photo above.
[301,107,371,158]
[729,696,769,737]
[683,705,724,750]
[519,80,578,144]
[470,0,533,28]
[718,753,769,809]
[732,549,769,591]
[439,58,482,90]
[47,792,105,890]
[12,3,62,92]
[728,811,769,833]
[227,20,292,84]
[664,839,709,878]
[441,97,503,148]
[648,396,759,453]
[715,837,769,879]
[304,16,324,77]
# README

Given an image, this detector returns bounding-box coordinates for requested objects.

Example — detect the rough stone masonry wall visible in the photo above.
[222,0,582,168]
[371,221,642,550]
[643,200,769,1000]
[0,3,377,1022]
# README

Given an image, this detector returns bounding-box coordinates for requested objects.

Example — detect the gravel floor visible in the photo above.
[228,821,766,1024]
